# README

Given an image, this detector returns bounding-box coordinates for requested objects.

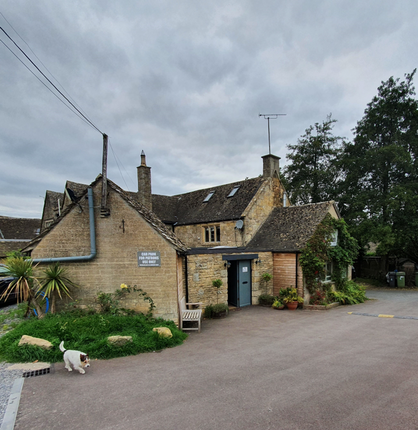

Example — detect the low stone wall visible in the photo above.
[303,302,340,311]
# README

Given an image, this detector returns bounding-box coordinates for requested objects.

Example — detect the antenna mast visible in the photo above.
[259,113,286,154]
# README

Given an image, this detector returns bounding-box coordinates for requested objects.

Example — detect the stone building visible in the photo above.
[24,151,343,323]
[0,216,41,258]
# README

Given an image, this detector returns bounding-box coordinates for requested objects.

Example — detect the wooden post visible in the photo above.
[101,133,110,217]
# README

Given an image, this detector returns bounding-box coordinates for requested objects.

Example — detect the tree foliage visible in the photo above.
[339,70,418,260]
[282,114,344,205]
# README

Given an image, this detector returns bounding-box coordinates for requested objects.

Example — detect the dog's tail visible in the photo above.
[59,341,66,352]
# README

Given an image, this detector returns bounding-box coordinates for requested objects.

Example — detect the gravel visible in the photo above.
[0,304,24,427]
[0,362,23,427]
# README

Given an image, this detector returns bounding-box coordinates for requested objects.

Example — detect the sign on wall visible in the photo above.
[137,251,161,267]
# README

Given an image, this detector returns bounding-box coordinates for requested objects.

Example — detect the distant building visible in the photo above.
[0,216,41,258]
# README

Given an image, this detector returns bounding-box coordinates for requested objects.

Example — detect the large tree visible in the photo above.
[282,114,344,205]
[339,70,418,260]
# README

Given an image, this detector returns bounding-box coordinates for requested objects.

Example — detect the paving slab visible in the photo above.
[12,290,418,430]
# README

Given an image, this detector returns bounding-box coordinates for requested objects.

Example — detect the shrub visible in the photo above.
[204,303,229,318]
[330,281,367,305]
[258,294,275,306]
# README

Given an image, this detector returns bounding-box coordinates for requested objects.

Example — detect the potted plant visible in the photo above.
[261,272,273,294]
[272,297,284,310]
[212,279,223,304]
[280,287,304,310]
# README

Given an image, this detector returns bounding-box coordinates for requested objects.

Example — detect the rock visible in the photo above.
[152,327,172,338]
[18,335,53,350]
[107,335,133,347]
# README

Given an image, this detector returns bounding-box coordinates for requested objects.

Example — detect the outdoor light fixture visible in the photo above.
[255,258,262,264]
[224,261,231,268]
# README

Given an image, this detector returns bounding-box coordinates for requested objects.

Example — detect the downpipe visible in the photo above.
[33,187,97,263]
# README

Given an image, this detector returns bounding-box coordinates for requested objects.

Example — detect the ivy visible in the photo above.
[299,214,359,295]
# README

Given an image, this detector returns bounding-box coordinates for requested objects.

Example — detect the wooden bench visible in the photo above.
[179,297,202,333]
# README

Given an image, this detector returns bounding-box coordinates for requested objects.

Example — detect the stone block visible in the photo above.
[108,335,133,346]
[152,327,172,338]
[18,335,53,350]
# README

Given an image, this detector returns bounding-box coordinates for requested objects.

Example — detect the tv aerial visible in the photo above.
[259,113,286,154]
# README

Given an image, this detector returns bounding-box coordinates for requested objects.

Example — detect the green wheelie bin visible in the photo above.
[396,272,406,288]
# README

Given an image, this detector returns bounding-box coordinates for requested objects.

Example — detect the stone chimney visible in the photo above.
[137,150,152,210]
[262,154,280,178]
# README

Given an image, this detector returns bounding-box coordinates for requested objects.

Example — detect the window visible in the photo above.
[323,261,333,282]
[45,219,54,228]
[227,186,240,198]
[203,225,221,243]
[330,230,338,246]
[203,191,214,202]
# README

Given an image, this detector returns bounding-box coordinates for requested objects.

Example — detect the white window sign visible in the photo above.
[242,267,248,273]
[138,251,161,267]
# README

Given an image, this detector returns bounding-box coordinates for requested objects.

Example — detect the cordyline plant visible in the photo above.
[0,257,44,318]
[37,262,79,314]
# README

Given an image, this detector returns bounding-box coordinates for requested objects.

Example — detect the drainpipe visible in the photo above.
[185,255,189,303]
[295,252,299,290]
[33,187,97,263]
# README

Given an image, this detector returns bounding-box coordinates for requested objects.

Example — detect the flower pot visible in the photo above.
[273,305,285,310]
[286,301,298,310]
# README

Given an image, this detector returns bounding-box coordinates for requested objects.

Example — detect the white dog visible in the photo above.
[59,341,90,374]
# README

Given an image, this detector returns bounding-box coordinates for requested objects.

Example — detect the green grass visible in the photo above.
[0,310,187,363]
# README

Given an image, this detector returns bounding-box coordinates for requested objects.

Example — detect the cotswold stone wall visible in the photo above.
[187,252,274,308]
[31,183,181,322]
[175,220,244,248]
[241,177,284,245]
[252,252,274,300]
[187,254,228,306]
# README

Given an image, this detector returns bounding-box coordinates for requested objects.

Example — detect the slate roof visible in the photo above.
[245,202,338,252]
[0,216,41,258]
[25,176,188,254]
[152,177,265,225]
[0,216,41,240]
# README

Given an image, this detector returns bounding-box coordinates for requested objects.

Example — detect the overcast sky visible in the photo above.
[1,0,417,218]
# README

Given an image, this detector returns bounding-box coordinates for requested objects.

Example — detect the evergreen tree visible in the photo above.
[339,70,418,259]
[282,114,344,205]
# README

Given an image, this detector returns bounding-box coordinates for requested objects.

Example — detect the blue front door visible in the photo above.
[238,260,251,307]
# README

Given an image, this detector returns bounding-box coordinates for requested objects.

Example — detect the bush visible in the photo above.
[204,303,229,318]
[330,281,367,305]
[258,294,275,306]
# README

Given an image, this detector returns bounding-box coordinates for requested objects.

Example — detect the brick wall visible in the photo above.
[273,253,304,298]
[32,183,181,321]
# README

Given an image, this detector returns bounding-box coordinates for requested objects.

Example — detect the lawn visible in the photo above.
[0,308,187,363]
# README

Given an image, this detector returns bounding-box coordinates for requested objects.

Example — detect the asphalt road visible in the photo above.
[14,290,418,430]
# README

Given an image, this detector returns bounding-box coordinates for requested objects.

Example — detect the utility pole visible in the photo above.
[101,133,110,217]
[259,113,286,154]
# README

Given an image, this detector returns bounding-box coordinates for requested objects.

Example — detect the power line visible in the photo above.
[0,38,94,130]
[0,26,103,135]
[0,12,90,122]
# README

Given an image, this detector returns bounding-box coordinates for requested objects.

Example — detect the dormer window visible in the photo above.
[203,191,214,203]
[227,186,240,198]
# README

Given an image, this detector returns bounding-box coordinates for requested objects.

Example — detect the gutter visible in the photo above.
[33,187,97,264]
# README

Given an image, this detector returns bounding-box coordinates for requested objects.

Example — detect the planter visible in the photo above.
[273,305,285,310]
[286,301,299,311]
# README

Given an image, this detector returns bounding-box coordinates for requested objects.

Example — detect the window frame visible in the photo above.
[203,225,221,243]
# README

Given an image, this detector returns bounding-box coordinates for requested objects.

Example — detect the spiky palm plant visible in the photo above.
[0,257,43,318]
[38,262,78,314]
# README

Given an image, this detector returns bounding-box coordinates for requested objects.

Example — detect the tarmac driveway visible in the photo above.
[14,289,418,430]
